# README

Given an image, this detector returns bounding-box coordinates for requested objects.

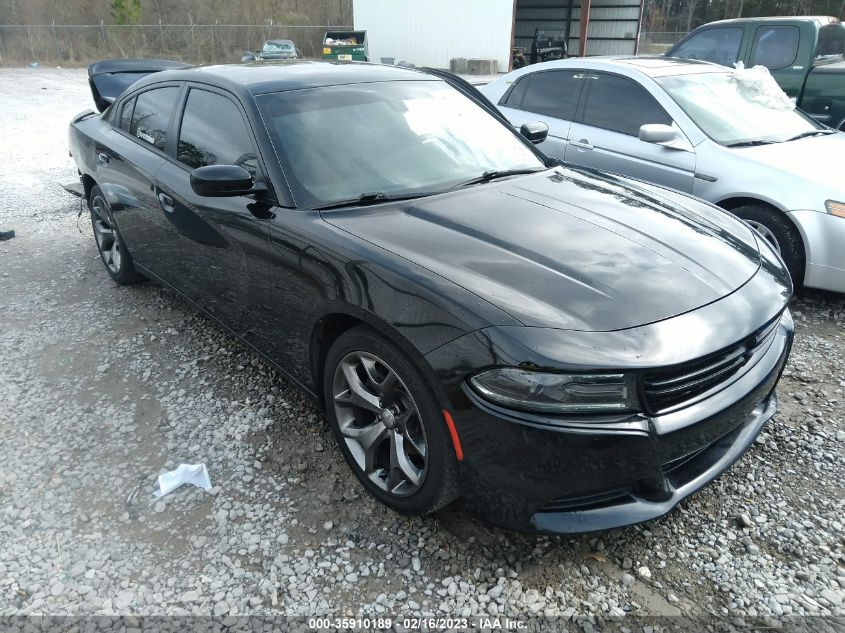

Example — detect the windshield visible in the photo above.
[257,80,543,207]
[656,72,825,146]
[263,41,294,53]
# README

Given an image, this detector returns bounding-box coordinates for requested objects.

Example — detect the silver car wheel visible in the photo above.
[332,351,428,497]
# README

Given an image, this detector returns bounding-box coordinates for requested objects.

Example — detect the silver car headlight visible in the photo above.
[824,200,845,218]
[469,368,639,413]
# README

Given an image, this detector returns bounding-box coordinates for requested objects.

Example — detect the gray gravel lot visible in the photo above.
[1,67,844,629]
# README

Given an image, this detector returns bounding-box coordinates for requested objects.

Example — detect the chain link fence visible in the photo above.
[0,23,351,67]
[638,31,688,55]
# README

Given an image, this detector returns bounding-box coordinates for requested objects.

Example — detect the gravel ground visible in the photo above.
[1,68,844,630]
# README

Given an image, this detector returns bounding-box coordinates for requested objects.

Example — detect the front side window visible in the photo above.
[657,71,824,145]
[130,86,179,151]
[580,73,671,136]
[257,80,544,207]
[749,26,800,69]
[672,27,743,66]
[178,89,259,177]
[503,70,581,120]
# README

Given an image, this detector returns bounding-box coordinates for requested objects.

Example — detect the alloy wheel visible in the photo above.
[332,351,428,497]
[91,194,122,273]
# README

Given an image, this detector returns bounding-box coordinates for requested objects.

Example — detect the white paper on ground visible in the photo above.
[153,463,212,498]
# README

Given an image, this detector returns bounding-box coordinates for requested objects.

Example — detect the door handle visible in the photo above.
[158,192,175,213]
[96,151,110,164]
[570,139,593,151]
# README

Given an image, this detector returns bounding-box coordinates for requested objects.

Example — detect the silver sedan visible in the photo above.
[480,57,845,293]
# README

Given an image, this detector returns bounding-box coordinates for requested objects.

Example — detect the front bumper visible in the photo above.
[447,315,792,534]
[788,209,845,293]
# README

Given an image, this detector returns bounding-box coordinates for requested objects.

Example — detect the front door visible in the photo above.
[153,86,272,329]
[567,72,696,193]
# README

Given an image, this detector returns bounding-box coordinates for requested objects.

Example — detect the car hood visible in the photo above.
[323,167,762,331]
[728,132,845,194]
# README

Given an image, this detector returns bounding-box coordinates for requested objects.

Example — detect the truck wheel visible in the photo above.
[732,205,805,288]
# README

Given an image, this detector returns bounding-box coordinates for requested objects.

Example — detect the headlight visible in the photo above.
[825,200,845,218]
[469,368,639,413]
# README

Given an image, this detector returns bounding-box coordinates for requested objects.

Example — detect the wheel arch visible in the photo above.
[715,196,805,249]
[309,308,450,412]
[81,173,97,201]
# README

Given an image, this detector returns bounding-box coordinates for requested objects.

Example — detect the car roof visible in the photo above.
[132,60,438,96]
[512,56,731,79]
[697,15,839,27]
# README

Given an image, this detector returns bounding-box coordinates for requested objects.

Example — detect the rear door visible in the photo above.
[94,84,181,266]
[567,71,696,193]
[153,85,273,328]
[495,69,584,160]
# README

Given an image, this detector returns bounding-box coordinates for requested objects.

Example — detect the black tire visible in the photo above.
[323,325,460,515]
[731,204,805,288]
[89,185,144,285]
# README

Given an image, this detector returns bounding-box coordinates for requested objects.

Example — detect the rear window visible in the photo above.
[502,71,581,121]
[130,86,180,151]
[749,26,800,69]
[816,23,845,59]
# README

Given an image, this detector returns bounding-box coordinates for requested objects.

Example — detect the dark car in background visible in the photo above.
[66,60,793,533]
[241,39,301,62]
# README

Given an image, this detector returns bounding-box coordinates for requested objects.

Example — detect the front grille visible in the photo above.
[643,314,781,413]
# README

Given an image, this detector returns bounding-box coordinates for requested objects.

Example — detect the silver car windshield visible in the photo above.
[257,80,543,207]
[656,72,825,146]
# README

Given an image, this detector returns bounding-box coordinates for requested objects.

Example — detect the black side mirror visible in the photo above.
[190,165,265,197]
[520,121,549,145]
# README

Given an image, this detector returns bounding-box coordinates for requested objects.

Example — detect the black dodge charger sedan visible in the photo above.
[68,60,793,533]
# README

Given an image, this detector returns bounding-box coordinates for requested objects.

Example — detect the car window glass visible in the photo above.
[581,73,671,136]
[672,27,743,66]
[177,89,260,178]
[815,23,845,59]
[257,80,543,207]
[119,96,135,132]
[501,76,529,107]
[507,71,580,120]
[130,87,179,151]
[750,26,799,69]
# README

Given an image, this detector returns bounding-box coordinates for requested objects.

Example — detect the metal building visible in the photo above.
[352,0,643,72]
[514,0,643,59]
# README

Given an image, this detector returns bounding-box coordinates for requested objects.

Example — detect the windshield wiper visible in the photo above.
[725,139,778,148]
[455,168,544,188]
[314,191,439,211]
[783,130,836,142]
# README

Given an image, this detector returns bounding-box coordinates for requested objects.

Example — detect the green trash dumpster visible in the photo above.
[322,30,368,61]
